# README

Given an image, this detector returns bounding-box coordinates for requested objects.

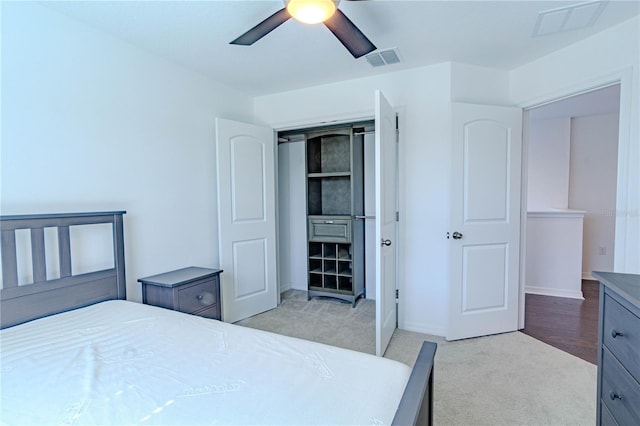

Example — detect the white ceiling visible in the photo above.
[42,0,639,97]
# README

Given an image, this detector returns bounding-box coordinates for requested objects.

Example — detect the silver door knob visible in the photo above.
[452,232,463,240]
[381,239,392,246]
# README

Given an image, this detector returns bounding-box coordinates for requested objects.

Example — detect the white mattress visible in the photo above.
[0,300,411,425]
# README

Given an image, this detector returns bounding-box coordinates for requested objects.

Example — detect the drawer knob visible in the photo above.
[609,391,622,401]
[196,292,215,305]
[611,329,624,338]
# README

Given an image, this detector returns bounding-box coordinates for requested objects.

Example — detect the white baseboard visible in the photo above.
[279,282,292,293]
[399,321,446,338]
[525,285,584,300]
[582,272,595,280]
[290,281,308,291]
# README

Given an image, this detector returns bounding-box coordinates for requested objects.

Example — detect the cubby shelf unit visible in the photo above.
[308,242,354,294]
[303,125,365,307]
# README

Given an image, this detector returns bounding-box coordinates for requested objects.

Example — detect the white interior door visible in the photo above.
[447,103,523,341]
[216,118,278,323]
[375,90,397,356]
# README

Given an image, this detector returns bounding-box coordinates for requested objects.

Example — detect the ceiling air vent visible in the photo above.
[532,0,607,36]
[365,48,400,67]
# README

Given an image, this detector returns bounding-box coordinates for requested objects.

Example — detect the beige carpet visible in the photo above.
[237,290,597,425]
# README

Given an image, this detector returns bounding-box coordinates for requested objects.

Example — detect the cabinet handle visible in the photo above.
[609,391,622,401]
[324,220,335,224]
[196,292,214,305]
[611,329,624,338]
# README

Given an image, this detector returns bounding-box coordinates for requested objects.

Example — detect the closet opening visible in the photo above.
[277,121,377,306]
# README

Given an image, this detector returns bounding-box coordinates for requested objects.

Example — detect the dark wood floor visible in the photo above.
[521,280,599,364]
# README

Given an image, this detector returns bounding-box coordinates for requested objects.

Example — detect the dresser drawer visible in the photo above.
[601,348,640,426]
[599,402,618,426]
[177,279,218,314]
[603,294,640,383]
[309,218,351,243]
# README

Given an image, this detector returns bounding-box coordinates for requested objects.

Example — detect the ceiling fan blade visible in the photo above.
[323,9,376,58]
[230,8,291,46]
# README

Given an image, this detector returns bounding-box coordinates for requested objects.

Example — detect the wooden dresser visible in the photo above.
[592,271,639,425]
[139,267,223,320]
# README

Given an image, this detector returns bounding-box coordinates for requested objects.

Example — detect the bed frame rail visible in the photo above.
[392,341,437,426]
[0,211,126,329]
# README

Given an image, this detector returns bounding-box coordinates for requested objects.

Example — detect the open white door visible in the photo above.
[216,118,278,323]
[375,90,397,356]
[447,103,523,341]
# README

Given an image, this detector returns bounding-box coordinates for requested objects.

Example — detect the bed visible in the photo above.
[0,211,436,425]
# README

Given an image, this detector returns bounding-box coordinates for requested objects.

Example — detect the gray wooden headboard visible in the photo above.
[0,211,126,329]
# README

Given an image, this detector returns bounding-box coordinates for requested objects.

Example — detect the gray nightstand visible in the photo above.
[138,267,223,320]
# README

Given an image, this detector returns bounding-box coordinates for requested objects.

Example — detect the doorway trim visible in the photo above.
[516,67,633,328]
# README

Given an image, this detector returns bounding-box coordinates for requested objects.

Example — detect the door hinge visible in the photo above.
[396,211,399,222]
[395,289,399,299]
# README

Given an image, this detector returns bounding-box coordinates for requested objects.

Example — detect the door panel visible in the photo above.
[216,118,278,323]
[233,239,268,298]
[462,244,507,312]
[375,90,397,356]
[448,103,522,341]
[464,123,510,221]
[230,137,266,222]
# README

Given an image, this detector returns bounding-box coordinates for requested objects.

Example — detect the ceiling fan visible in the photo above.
[230,0,376,59]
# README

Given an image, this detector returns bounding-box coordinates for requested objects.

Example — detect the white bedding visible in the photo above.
[0,300,411,425]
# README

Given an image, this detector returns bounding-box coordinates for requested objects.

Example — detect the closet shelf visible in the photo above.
[307,172,351,178]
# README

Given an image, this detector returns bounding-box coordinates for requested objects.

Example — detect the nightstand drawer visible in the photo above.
[178,279,218,314]
[193,305,220,319]
[603,294,640,383]
[601,348,640,426]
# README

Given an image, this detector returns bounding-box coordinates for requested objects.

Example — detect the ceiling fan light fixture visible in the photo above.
[286,0,337,25]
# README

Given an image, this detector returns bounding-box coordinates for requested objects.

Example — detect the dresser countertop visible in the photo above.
[592,271,640,308]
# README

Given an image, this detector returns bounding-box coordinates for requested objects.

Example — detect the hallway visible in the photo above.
[521,280,599,364]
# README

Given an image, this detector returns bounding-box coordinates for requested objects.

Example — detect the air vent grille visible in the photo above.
[365,48,400,67]
[532,1,607,36]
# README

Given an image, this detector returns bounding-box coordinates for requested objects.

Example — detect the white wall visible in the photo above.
[0,2,254,300]
[569,113,619,276]
[450,62,510,105]
[511,16,640,273]
[277,141,308,291]
[527,118,572,210]
[526,211,586,299]
[277,144,292,292]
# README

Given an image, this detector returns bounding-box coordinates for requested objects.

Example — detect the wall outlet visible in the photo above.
[599,246,607,256]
